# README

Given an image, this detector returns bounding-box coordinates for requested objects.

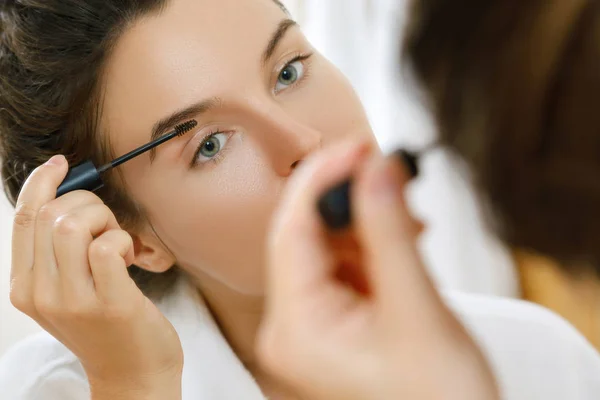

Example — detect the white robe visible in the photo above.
[1,277,599,399]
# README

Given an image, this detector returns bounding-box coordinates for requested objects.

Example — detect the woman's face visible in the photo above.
[100,0,376,295]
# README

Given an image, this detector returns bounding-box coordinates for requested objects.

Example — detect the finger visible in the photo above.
[33,193,109,309]
[354,156,442,317]
[267,140,372,312]
[12,155,68,273]
[10,155,67,318]
[88,229,137,304]
[33,190,105,277]
[53,203,120,302]
[43,189,104,213]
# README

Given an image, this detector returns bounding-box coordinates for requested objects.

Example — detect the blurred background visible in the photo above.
[0,0,520,356]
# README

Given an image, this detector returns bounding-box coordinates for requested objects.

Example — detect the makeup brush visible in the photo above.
[317,148,422,231]
[56,120,198,198]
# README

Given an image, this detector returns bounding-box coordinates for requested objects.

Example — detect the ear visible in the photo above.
[130,228,176,273]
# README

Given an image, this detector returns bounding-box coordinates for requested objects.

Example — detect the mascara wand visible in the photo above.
[317,148,423,231]
[56,120,198,198]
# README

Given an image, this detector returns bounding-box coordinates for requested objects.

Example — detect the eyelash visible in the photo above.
[190,128,231,168]
[189,52,314,168]
[274,52,314,94]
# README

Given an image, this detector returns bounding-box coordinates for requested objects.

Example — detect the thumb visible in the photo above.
[354,154,442,319]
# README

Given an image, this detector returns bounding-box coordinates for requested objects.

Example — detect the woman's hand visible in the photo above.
[257,142,499,400]
[9,155,183,399]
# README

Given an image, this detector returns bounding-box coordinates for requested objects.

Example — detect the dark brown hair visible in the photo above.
[404,0,600,275]
[0,0,288,299]
[0,0,177,298]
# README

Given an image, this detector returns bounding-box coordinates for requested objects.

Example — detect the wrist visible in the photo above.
[89,371,182,400]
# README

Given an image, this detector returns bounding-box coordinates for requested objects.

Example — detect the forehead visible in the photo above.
[100,0,287,150]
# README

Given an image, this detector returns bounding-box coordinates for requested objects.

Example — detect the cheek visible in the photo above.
[291,59,374,144]
[142,143,281,293]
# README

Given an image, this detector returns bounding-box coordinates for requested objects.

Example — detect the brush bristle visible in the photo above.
[174,120,198,136]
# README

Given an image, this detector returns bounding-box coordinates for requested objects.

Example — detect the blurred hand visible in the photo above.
[257,142,499,400]
[9,155,182,400]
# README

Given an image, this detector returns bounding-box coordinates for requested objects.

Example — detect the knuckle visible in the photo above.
[73,190,104,205]
[89,240,115,261]
[38,204,60,223]
[64,301,96,319]
[103,304,134,322]
[125,234,134,254]
[122,230,133,243]
[115,230,133,248]
[9,287,33,314]
[33,294,62,317]
[53,215,85,236]
[256,322,290,370]
[13,203,38,229]
[99,204,117,222]
[256,328,276,366]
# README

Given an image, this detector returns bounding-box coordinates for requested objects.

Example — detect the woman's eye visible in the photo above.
[275,60,305,92]
[195,133,229,163]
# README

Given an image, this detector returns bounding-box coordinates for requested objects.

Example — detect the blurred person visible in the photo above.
[257,0,600,398]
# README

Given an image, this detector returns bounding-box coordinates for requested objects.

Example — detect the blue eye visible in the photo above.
[275,60,305,92]
[194,133,229,164]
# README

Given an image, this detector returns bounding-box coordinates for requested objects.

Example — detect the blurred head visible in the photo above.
[404,0,600,276]
[0,0,375,298]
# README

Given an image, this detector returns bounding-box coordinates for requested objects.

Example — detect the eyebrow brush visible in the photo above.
[56,120,198,198]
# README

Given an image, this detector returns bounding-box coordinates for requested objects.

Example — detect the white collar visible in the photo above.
[155,278,600,400]
[155,278,266,400]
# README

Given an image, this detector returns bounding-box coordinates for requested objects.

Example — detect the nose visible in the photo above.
[253,108,322,177]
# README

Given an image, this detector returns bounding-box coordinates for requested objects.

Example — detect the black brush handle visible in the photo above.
[317,149,420,231]
[318,180,353,230]
[56,160,104,198]
[53,120,198,198]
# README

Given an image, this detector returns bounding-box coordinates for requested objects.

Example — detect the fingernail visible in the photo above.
[46,155,65,166]
[370,159,401,203]
[393,149,419,179]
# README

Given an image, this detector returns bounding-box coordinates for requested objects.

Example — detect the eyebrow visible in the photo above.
[149,97,221,161]
[147,18,297,161]
[262,18,297,64]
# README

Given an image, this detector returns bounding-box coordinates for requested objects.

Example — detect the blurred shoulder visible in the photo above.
[446,291,595,343]
[0,332,88,399]
[445,291,600,399]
